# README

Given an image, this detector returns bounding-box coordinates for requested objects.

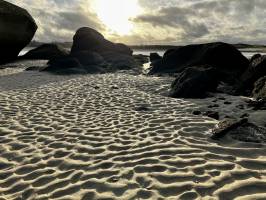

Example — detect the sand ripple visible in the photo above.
[0,71,266,199]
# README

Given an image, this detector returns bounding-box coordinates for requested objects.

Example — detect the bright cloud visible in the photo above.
[6,0,266,45]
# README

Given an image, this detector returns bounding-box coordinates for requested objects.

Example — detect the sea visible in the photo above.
[20,47,266,59]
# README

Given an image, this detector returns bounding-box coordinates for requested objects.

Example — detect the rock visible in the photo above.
[71,51,106,66]
[240,113,249,118]
[45,57,104,74]
[247,99,266,110]
[208,104,219,108]
[133,54,149,65]
[169,66,219,98]
[0,0,37,63]
[235,55,266,96]
[135,105,150,112]
[252,76,266,100]
[204,111,219,120]
[101,52,137,70]
[211,118,266,143]
[224,101,232,105]
[148,42,249,83]
[22,44,69,60]
[71,27,132,55]
[150,53,162,62]
[25,66,46,71]
[192,111,201,115]
[250,53,261,63]
[44,57,85,74]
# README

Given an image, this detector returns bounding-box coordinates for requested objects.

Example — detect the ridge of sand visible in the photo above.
[0,70,266,200]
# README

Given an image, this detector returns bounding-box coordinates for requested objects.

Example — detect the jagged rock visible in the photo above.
[0,0,37,63]
[252,76,266,100]
[235,55,266,96]
[211,118,266,143]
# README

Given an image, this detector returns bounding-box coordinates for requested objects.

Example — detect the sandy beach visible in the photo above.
[0,65,266,200]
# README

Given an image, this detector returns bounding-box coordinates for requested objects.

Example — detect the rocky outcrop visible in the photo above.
[22,44,69,60]
[169,66,219,98]
[252,76,266,100]
[211,118,266,143]
[235,55,266,96]
[71,27,132,55]
[148,42,249,83]
[0,0,37,63]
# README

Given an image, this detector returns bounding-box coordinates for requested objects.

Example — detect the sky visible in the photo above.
[7,0,266,45]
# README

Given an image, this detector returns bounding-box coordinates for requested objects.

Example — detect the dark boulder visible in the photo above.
[0,0,37,63]
[101,52,137,70]
[45,56,104,74]
[71,51,106,66]
[211,118,266,143]
[169,66,219,98]
[22,44,69,60]
[150,53,162,63]
[149,42,249,83]
[252,76,266,100]
[250,53,261,63]
[71,27,132,55]
[235,56,266,96]
[133,54,149,65]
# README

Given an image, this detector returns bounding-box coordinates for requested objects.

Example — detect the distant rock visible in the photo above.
[252,77,266,100]
[148,42,249,83]
[170,66,219,98]
[150,53,162,63]
[22,44,69,60]
[0,0,37,63]
[211,118,266,143]
[71,27,132,55]
[235,55,266,96]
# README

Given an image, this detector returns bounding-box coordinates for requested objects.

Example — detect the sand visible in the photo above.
[0,66,266,200]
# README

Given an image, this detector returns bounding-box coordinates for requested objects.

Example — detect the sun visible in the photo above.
[93,0,141,35]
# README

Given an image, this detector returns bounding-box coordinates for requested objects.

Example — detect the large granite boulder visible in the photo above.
[211,118,266,143]
[169,66,219,98]
[22,44,69,60]
[0,0,37,63]
[235,55,266,96]
[252,76,266,100]
[148,42,249,83]
[71,27,132,55]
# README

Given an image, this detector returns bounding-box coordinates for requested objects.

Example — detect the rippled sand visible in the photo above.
[0,69,266,200]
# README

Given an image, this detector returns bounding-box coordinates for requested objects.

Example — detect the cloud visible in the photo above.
[5,0,266,45]
[7,0,104,42]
